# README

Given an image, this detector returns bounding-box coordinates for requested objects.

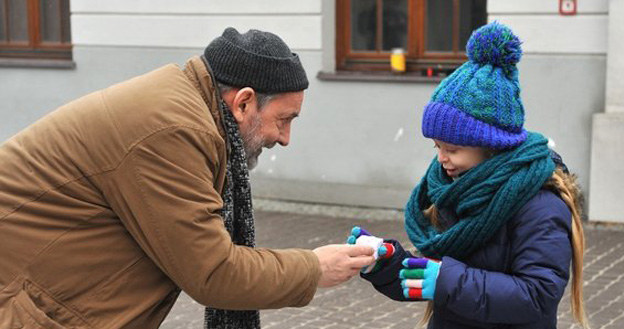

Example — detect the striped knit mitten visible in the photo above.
[400,257,441,300]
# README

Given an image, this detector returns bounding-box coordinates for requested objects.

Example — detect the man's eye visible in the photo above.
[277,118,290,128]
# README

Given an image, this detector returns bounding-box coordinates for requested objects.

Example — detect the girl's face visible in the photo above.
[433,139,489,178]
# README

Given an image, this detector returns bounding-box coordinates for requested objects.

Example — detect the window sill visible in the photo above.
[0,58,76,69]
[317,71,444,83]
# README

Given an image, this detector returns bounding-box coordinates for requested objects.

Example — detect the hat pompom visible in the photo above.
[466,22,522,70]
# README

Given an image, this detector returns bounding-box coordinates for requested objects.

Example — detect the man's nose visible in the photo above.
[278,126,291,147]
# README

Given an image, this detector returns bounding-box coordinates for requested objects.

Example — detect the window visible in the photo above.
[336,0,486,75]
[0,0,72,61]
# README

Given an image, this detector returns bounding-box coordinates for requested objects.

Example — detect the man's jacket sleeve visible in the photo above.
[433,193,572,324]
[99,126,320,310]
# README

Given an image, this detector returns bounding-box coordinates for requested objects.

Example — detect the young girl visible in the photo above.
[352,22,589,329]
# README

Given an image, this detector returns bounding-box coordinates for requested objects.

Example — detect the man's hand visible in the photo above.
[313,244,375,288]
[346,226,395,273]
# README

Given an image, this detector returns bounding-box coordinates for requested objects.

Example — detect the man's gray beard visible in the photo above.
[241,113,265,170]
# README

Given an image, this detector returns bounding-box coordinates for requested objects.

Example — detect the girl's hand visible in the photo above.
[400,257,441,300]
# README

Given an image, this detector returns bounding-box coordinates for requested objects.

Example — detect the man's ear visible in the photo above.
[230,87,257,124]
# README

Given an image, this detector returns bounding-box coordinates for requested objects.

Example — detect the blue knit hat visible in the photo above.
[421,22,527,149]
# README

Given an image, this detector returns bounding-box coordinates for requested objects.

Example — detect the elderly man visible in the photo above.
[0,28,374,329]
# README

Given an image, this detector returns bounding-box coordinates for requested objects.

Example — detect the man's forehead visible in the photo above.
[282,90,304,103]
[277,92,303,112]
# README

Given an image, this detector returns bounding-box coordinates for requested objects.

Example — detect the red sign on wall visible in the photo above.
[559,0,578,16]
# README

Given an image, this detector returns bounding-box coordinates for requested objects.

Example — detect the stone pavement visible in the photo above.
[160,207,624,329]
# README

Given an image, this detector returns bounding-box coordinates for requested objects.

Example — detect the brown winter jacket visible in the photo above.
[0,56,321,328]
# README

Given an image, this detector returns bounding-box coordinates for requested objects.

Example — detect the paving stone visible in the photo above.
[160,210,624,328]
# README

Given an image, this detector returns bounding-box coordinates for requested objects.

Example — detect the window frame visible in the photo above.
[335,0,474,73]
[0,0,72,61]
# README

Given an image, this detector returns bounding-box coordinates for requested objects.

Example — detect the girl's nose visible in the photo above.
[437,150,448,163]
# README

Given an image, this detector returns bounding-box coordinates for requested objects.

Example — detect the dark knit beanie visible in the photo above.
[204,27,309,93]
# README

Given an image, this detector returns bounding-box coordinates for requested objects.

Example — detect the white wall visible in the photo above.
[589,0,624,223]
[0,0,609,211]
[70,0,322,50]
[488,0,608,54]
[605,0,624,112]
[488,0,608,13]
[253,0,607,208]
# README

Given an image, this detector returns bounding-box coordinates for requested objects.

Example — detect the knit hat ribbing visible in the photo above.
[204,27,309,93]
[421,22,526,149]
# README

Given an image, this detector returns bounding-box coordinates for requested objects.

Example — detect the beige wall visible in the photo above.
[0,0,611,213]
[589,0,624,223]
[70,0,322,50]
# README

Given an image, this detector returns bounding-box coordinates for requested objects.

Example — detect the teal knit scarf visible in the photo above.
[404,132,555,259]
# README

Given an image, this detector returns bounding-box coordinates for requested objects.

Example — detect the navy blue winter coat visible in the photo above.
[364,189,573,329]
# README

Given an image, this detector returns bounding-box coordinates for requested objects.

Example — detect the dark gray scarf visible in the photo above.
[204,101,260,329]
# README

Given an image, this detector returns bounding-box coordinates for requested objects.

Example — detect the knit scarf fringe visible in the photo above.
[404,131,555,260]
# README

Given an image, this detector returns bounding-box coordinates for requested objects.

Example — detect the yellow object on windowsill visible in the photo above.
[391,48,406,73]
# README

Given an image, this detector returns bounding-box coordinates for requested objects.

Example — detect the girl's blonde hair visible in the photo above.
[418,168,589,328]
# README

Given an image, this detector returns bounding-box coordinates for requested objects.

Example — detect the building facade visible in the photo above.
[1,0,620,222]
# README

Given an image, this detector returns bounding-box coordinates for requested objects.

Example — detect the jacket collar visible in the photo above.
[182,56,227,140]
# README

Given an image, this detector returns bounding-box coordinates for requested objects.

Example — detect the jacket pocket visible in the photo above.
[11,289,67,329]
[4,279,91,329]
